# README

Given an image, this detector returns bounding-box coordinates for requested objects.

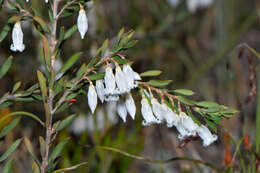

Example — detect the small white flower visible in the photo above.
[197,125,218,147]
[151,98,164,122]
[96,108,105,131]
[96,80,105,103]
[117,99,127,122]
[26,0,29,2]
[88,84,97,114]
[104,66,116,95]
[187,0,213,12]
[161,103,179,127]
[77,8,88,39]
[70,115,88,135]
[45,0,48,3]
[10,21,25,52]
[141,98,159,126]
[176,123,191,140]
[123,64,135,90]
[125,92,136,120]
[180,112,198,136]
[115,66,128,94]
[133,72,141,80]
[106,102,119,125]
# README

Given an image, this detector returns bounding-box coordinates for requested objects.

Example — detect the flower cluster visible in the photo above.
[167,0,213,12]
[140,95,217,147]
[87,63,140,122]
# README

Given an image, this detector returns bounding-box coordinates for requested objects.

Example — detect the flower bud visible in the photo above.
[117,99,127,122]
[125,92,136,120]
[88,84,97,114]
[77,8,88,39]
[10,21,25,52]
[141,98,159,126]
[95,80,105,103]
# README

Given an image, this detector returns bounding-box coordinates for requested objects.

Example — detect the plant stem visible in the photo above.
[41,0,60,172]
[256,71,260,153]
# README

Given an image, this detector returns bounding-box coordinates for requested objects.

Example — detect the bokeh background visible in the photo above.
[0,0,259,172]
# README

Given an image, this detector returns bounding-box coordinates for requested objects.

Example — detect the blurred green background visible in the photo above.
[0,0,259,172]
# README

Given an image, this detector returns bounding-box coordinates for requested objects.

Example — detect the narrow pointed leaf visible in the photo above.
[148,80,172,87]
[170,89,194,96]
[56,114,77,131]
[57,52,82,74]
[0,56,13,79]
[49,140,69,161]
[0,138,22,162]
[24,137,39,163]
[37,70,47,101]
[53,162,87,173]
[2,159,13,173]
[140,70,162,77]
[0,117,20,138]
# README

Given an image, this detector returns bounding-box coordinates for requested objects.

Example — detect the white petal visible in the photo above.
[10,22,25,52]
[141,98,159,126]
[115,66,128,94]
[96,108,105,131]
[180,112,198,135]
[123,64,135,90]
[117,99,127,122]
[197,125,218,147]
[125,92,136,120]
[45,0,48,3]
[151,98,164,122]
[104,66,116,95]
[96,80,105,103]
[70,115,88,135]
[88,84,97,114]
[161,103,179,127]
[176,123,190,140]
[106,102,118,124]
[77,9,88,39]
[133,72,141,80]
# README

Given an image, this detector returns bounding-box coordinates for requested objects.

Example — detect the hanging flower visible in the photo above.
[123,64,140,90]
[161,103,179,127]
[115,66,128,94]
[196,125,218,147]
[77,8,88,39]
[117,99,127,122]
[88,84,97,114]
[176,112,198,139]
[141,97,159,126]
[104,66,116,95]
[125,92,136,120]
[151,98,164,122]
[95,80,105,103]
[45,0,48,3]
[10,21,25,52]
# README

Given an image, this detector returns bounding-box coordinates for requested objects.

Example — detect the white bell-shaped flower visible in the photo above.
[176,123,191,140]
[141,98,159,126]
[106,102,119,125]
[151,98,164,122]
[133,71,141,80]
[88,84,97,114]
[196,125,218,147]
[26,0,29,2]
[180,112,198,136]
[95,80,105,103]
[77,8,88,39]
[125,92,136,120]
[161,103,179,127]
[117,99,127,122]
[45,0,48,3]
[123,64,135,90]
[10,21,25,52]
[115,66,128,94]
[104,66,116,95]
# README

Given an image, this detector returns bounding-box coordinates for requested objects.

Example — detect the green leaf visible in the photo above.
[56,114,77,131]
[11,81,21,94]
[76,63,87,79]
[170,89,194,96]
[87,57,99,69]
[37,70,47,101]
[205,119,217,133]
[0,138,22,162]
[196,101,219,108]
[24,137,39,163]
[54,78,64,95]
[64,25,78,40]
[0,56,13,79]
[2,159,13,173]
[32,161,40,173]
[53,162,87,173]
[58,52,82,74]
[33,16,50,33]
[49,140,69,162]
[177,96,196,106]
[124,40,138,49]
[0,102,13,110]
[140,70,162,77]
[101,39,109,57]
[0,117,20,138]
[112,56,129,64]
[39,136,46,158]
[87,73,105,81]
[186,107,201,126]
[148,80,172,87]
[222,109,239,117]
